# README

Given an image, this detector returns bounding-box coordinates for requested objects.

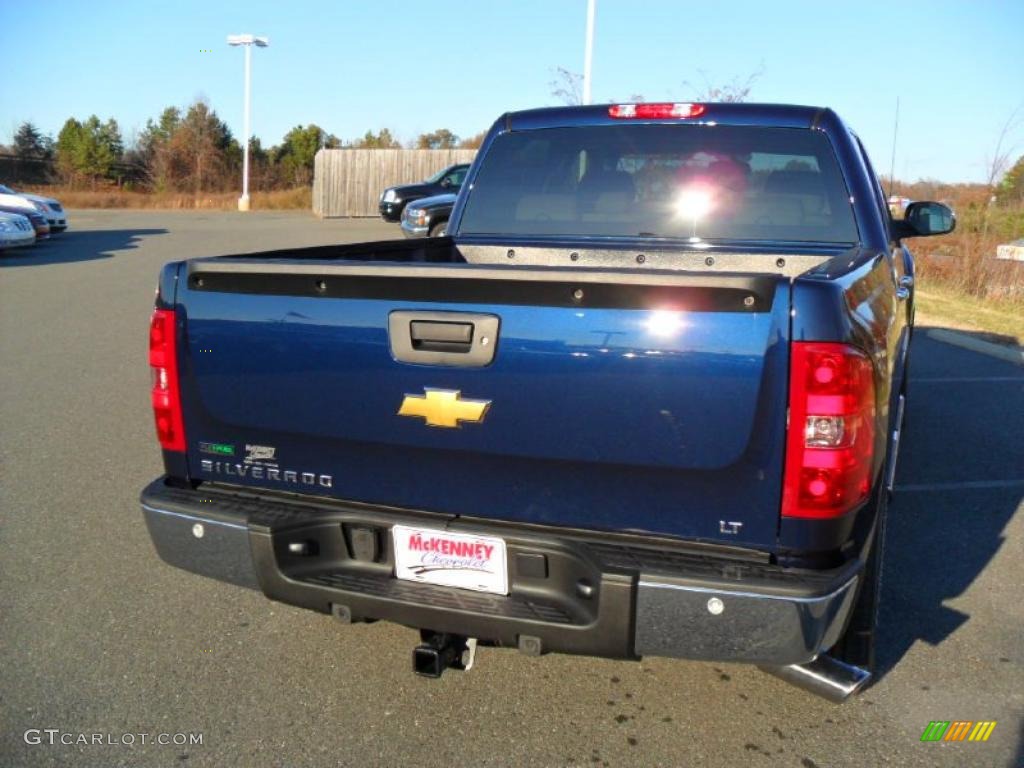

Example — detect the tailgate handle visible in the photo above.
[410,321,474,353]
[389,311,500,368]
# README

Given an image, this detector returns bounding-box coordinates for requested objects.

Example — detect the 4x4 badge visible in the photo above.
[398,388,491,428]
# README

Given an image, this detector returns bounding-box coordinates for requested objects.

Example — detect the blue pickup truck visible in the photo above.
[141,103,954,701]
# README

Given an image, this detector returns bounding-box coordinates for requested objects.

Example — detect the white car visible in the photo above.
[0,184,68,232]
[0,211,36,250]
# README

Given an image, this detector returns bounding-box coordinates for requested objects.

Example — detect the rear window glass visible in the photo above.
[458,125,858,244]
[445,167,468,186]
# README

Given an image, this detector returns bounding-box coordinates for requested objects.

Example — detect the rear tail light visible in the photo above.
[782,342,875,519]
[608,103,706,119]
[149,308,185,452]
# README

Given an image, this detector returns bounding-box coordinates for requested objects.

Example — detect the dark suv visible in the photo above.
[378,164,469,222]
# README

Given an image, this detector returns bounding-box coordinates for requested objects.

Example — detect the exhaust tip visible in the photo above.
[760,655,871,703]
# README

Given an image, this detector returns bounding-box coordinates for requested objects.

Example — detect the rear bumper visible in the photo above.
[141,477,861,666]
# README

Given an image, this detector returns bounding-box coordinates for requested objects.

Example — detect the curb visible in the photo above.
[926,328,1024,366]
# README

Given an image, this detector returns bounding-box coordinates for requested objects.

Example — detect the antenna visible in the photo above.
[887,96,900,199]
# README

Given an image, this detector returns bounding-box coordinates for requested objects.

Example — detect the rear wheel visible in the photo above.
[429,221,448,238]
[841,374,907,669]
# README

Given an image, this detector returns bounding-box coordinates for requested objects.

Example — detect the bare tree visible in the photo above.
[458,131,487,149]
[415,129,460,149]
[984,103,1023,189]
[981,103,1022,235]
[549,67,584,106]
[682,65,765,103]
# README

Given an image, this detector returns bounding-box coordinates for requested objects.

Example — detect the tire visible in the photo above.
[428,221,448,238]
[831,489,889,672]
[840,372,906,668]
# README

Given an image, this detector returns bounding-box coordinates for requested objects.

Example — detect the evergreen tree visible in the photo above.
[79,115,117,182]
[353,129,401,149]
[55,118,86,183]
[275,124,338,185]
[53,116,120,185]
[996,155,1024,204]
[138,107,182,191]
[13,122,53,159]
[100,118,124,162]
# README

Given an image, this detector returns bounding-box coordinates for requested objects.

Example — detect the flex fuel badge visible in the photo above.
[199,441,235,456]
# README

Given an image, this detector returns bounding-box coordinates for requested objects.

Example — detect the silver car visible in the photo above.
[0,184,68,231]
[0,212,37,249]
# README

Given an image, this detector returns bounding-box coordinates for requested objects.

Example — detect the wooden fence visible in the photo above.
[313,149,478,217]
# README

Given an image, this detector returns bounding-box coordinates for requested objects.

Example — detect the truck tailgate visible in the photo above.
[176,260,790,548]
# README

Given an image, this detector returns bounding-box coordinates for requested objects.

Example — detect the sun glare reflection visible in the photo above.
[646,310,687,338]
[674,185,715,221]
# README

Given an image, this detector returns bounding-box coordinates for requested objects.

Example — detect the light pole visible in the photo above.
[582,0,595,105]
[227,33,269,211]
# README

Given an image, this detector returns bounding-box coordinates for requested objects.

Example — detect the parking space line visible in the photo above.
[913,377,1024,383]
[926,329,1024,366]
[896,479,1024,492]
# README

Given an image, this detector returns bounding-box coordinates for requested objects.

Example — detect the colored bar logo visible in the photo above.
[199,441,235,456]
[920,721,996,742]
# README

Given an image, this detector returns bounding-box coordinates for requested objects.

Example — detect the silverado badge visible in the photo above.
[398,388,491,428]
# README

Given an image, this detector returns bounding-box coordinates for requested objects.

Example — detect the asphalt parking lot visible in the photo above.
[1,210,1022,768]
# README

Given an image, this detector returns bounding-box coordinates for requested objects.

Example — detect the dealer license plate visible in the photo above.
[392,525,508,595]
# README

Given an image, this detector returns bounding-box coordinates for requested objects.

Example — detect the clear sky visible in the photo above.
[1,0,1022,183]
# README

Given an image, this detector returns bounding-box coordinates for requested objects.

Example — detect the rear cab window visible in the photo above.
[459,124,859,245]
[444,166,468,187]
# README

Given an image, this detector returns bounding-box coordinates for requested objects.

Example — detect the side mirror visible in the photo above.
[894,201,956,238]
[439,177,452,189]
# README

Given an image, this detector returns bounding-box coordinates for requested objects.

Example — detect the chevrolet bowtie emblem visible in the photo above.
[398,388,491,428]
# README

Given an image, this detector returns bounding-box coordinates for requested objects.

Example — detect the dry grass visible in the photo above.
[898,189,1023,343]
[907,204,1023,300]
[252,187,313,210]
[895,180,1022,287]
[19,186,311,211]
